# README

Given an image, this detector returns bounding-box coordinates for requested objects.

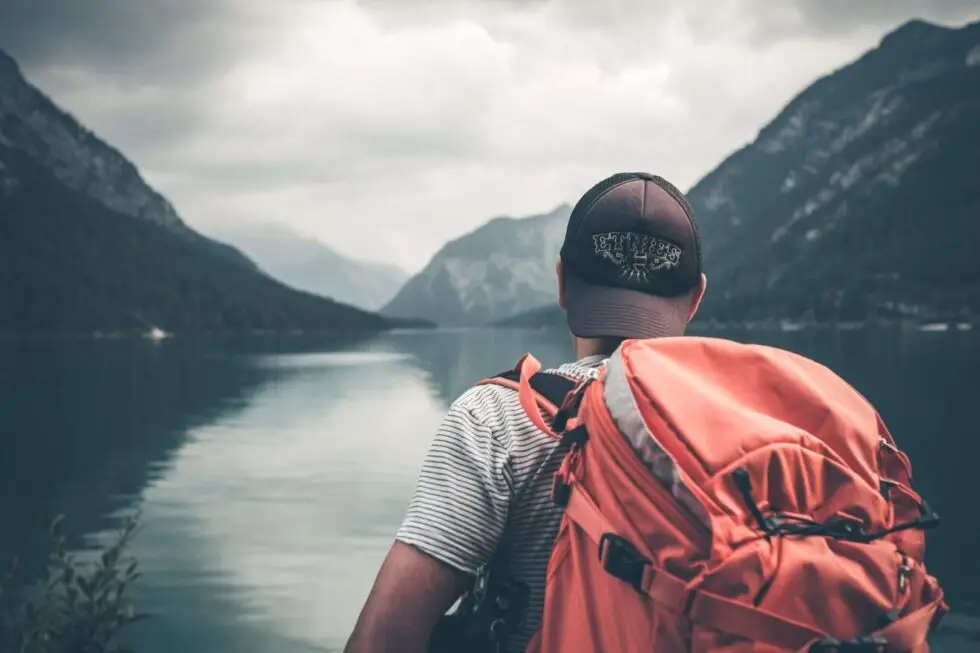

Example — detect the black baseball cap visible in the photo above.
[559,172,702,340]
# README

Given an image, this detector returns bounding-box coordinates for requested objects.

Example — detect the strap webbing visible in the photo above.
[493,369,577,412]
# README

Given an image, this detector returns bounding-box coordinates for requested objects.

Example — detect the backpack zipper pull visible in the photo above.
[897,554,910,595]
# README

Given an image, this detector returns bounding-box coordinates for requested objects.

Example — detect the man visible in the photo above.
[345,172,707,653]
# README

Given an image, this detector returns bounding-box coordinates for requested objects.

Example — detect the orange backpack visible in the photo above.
[481,336,947,653]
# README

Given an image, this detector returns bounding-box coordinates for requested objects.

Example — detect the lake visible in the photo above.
[0,326,978,652]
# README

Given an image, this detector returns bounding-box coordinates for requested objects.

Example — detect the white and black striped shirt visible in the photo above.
[396,355,606,653]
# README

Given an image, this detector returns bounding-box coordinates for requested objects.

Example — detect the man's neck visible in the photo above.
[573,338,620,360]
[576,353,608,367]
[573,332,686,360]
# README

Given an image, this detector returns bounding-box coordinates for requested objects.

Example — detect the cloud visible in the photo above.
[0,0,229,78]
[1,0,978,271]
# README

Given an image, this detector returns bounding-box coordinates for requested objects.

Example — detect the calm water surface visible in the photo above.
[0,327,977,652]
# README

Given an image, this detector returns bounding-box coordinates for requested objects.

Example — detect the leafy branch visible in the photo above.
[0,513,148,653]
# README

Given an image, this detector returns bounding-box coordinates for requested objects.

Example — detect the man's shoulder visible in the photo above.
[450,382,518,422]
[449,356,606,425]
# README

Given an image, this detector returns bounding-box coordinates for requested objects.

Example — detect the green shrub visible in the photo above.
[0,514,147,653]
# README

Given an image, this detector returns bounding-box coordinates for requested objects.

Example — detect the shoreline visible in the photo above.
[0,322,437,342]
[494,317,976,334]
[687,318,975,334]
[1,318,975,342]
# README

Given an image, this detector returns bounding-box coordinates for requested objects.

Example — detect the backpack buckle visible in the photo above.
[597,533,650,593]
[559,425,589,447]
[809,636,888,652]
[552,477,571,507]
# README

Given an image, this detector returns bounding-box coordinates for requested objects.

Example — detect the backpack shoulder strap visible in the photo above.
[476,354,579,434]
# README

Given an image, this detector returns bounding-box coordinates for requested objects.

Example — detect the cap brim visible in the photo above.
[564,274,688,340]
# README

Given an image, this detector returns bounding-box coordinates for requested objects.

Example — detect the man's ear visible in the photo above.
[687,273,707,322]
[556,258,568,309]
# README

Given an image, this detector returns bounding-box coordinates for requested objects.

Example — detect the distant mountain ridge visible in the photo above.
[382,204,572,326]
[0,48,423,335]
[687,18,980,322]
[211,222,408,312]
[0,49,253,270]
[501,18,980,329]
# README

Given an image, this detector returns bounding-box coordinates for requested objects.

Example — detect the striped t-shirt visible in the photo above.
[396,355,606,653]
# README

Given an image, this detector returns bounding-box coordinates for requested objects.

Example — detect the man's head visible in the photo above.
[556,172,707,357]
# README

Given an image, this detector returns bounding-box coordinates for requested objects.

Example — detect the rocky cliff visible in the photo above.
[688,18,980,324]
[382,204,572,326]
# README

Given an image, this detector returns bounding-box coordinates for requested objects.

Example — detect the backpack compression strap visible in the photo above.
[561,480,945,652]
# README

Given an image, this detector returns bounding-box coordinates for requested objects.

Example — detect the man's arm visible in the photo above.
[343,541,470,653]
[345,396,514,653]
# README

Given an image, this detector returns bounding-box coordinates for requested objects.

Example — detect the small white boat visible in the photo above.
[145,327,170,340]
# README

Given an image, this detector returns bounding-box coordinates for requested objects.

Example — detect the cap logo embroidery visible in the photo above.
[592,232,682,282]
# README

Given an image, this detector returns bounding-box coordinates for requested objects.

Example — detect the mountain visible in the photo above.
[0,48,425,335]
[0,51,253,271]
[382,204,572,326]
[501,18,980,329]
[209,222,408,312]
[687,18,980,324]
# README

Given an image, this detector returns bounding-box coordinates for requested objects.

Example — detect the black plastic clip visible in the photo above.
[552,409,571,433]
[552,477,571,507]
[560,425,589,447]
[597,533,650,593]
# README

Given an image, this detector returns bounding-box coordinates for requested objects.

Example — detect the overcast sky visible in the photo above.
[1,0,978,272]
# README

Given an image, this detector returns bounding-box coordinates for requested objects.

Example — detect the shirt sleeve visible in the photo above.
[395,390,514,574]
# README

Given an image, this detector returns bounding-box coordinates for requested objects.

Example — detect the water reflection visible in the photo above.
[127,345,445,653]
[0,338,272,576]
